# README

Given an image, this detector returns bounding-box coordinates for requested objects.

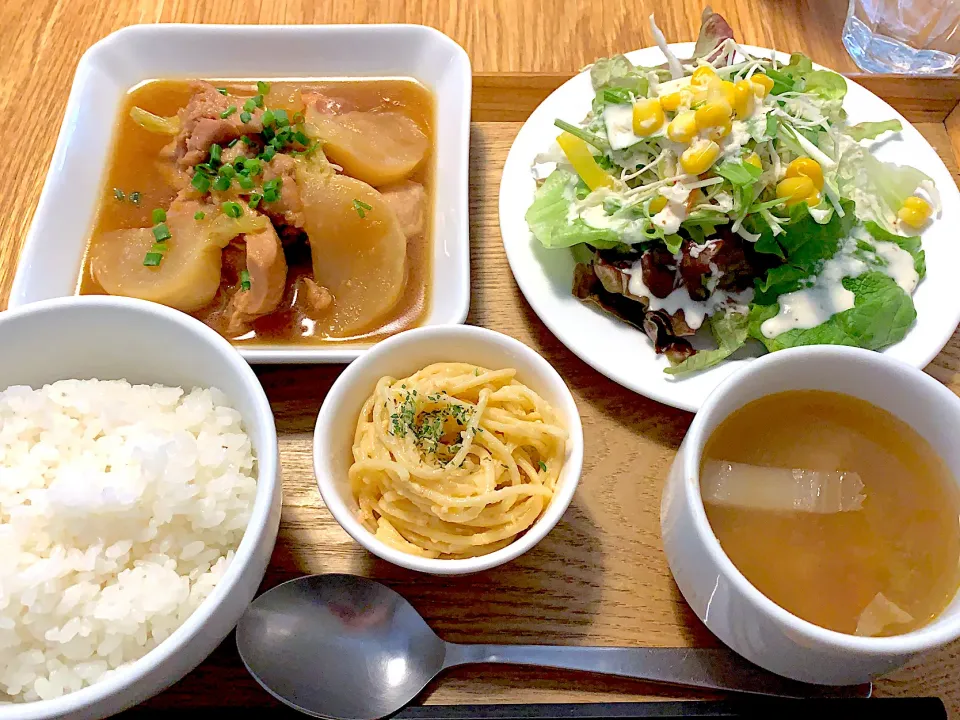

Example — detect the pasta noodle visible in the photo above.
[349,362,568,559]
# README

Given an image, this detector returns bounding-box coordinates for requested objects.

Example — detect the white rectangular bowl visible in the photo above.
[9,24,472,364]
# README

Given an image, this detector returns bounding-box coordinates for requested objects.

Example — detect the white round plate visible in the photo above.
[499,43,960,412]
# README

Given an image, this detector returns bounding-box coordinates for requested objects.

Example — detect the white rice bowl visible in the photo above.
[0,379,257,703]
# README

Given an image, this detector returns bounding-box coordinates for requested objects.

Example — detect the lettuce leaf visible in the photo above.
[863,221,925,278]
[665,311,749,376]
[748,272,916,352]
[525,169,622,250]
[846,120,902,141]
[776,53,847,101]
[590,55,650,95]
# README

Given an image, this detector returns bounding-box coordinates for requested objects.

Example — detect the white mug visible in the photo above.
[661,345,960,685]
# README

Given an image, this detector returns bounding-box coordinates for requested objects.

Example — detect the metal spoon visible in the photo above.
[235,574,870,720]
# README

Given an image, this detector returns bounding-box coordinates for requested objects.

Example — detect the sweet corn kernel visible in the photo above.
[776,176,816,206]
[744,152,762,169]
[680,139,721,175]
[691,65,718,86]
[659,92,684,112]
[695,100,732,140]
[649,196,668,214]
[667,110,698,143]
[717,80,737,108]
[751,73,774,97]
[898,195,932,228]
[632,98,665,137]
[556,132,614,191]
[785,157,824,191]
[733,79,755,119]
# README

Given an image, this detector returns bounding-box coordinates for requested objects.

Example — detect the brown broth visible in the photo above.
[701,390,960,636]
[78,78,434,345]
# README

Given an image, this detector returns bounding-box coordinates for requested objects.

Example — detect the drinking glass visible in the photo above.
[843,0,960,73]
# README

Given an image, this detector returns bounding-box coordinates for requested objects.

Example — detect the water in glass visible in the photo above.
[843,0,960,73]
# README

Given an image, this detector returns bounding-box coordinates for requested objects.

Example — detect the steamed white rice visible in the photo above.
[0,379,257,703]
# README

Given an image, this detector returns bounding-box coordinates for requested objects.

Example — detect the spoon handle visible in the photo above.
[441,644,870,699]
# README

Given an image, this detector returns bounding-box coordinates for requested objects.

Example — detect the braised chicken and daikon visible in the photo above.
[80,79,434,343]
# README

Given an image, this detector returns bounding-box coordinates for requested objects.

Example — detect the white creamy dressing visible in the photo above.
[602,105,643,151]
[626,263,753,331]
[720,119,753,159]
[760,227,920,338]
[652,182,691,235]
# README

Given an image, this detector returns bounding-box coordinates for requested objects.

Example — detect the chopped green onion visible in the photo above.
[538,461,547,472]
[241,135,256,147]
[240,269,252,291]
[194,211,205,220]
[292,112,304,124]
[260,145,276,161]
[209,144,222,164]
[293,130,309,146]
[216,87,228,95]
[213,175,231,192]
[220,106,237,119]
[195,162,215,174]
[113,188,125,201]
[248,193,262,209]
[273,109,289,127]
[219,164,237,179]
[192,171,212,193]
[237,175,255,190]
[239,111,252,124]
[151,208,166,224]
[143,252,163,267]
[222,201,243,218]
[243,158,262,175]
[254,94,264,108]
[352,198,372,218]
[150,241,168,253]
[257,81,271,95]
[243,97,257,113]
[152,223,171,242]
[261,109,275,127]
[129,191,141,205]
[226,138,239,148]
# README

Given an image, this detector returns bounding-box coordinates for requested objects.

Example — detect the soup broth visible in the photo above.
[701,390,960,637]
[79,78,434,345]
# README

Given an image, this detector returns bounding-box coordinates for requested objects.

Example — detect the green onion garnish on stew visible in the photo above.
[248,193,262,209]
[220,165,237,179]
[538,461,547,472]
[216,87,228,95]
[257,81,271,95]
[237,175,255,190]
[194,211,205,220]
[262,177,282,203]
[152,223,171,242]
[241,135,255,147]
[113,188,125,201]
[220,106,237,119]
[260,145,276,162]
[129,191,141,205]
[352,199,372,218]
[261,109,275,128]
[292,112,304,124]
[240,269,252,291]
[192,171,212,193]
[243,158,262,175]
[254,94,264,108]
[273,109,289,127]
[243,97,257,113]
[226,138,239,148]
[222,201,243,218]
[213,175,231,192]
[143,252,163,267]
[209,144,222,164]
[239,111,252,124]
[151,208,166,224]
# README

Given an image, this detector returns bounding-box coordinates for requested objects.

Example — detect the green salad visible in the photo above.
[525,9,940,375]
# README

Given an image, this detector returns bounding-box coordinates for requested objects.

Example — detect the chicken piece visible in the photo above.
[305,105,429,186]
[90,201,270,312]
[167,82,264,167]
[261,154,305,228]
[224,223,289,330]
[380,180,427,239]
[295,158,407,335]
[295,277,334,320]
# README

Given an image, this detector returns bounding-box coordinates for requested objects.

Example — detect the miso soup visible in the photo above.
[701,390,960,637]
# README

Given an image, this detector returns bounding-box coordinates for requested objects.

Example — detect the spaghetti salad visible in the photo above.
[350,362,567,558]
[525,9,939,375]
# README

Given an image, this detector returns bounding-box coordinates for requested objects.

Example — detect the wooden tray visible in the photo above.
[7,74,960,716]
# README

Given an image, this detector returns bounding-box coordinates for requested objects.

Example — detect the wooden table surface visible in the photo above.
[4,0,960,717]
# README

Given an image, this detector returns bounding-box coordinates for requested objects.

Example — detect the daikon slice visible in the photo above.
[855,593,914,637]
[701,460,865,513]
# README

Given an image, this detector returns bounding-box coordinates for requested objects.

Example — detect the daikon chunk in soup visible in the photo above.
[701,390,960,637]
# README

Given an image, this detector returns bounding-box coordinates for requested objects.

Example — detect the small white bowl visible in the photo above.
[661,345,960,685]
[0,296,281,720]
[313,325,584,575]
[9,23,471,363]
